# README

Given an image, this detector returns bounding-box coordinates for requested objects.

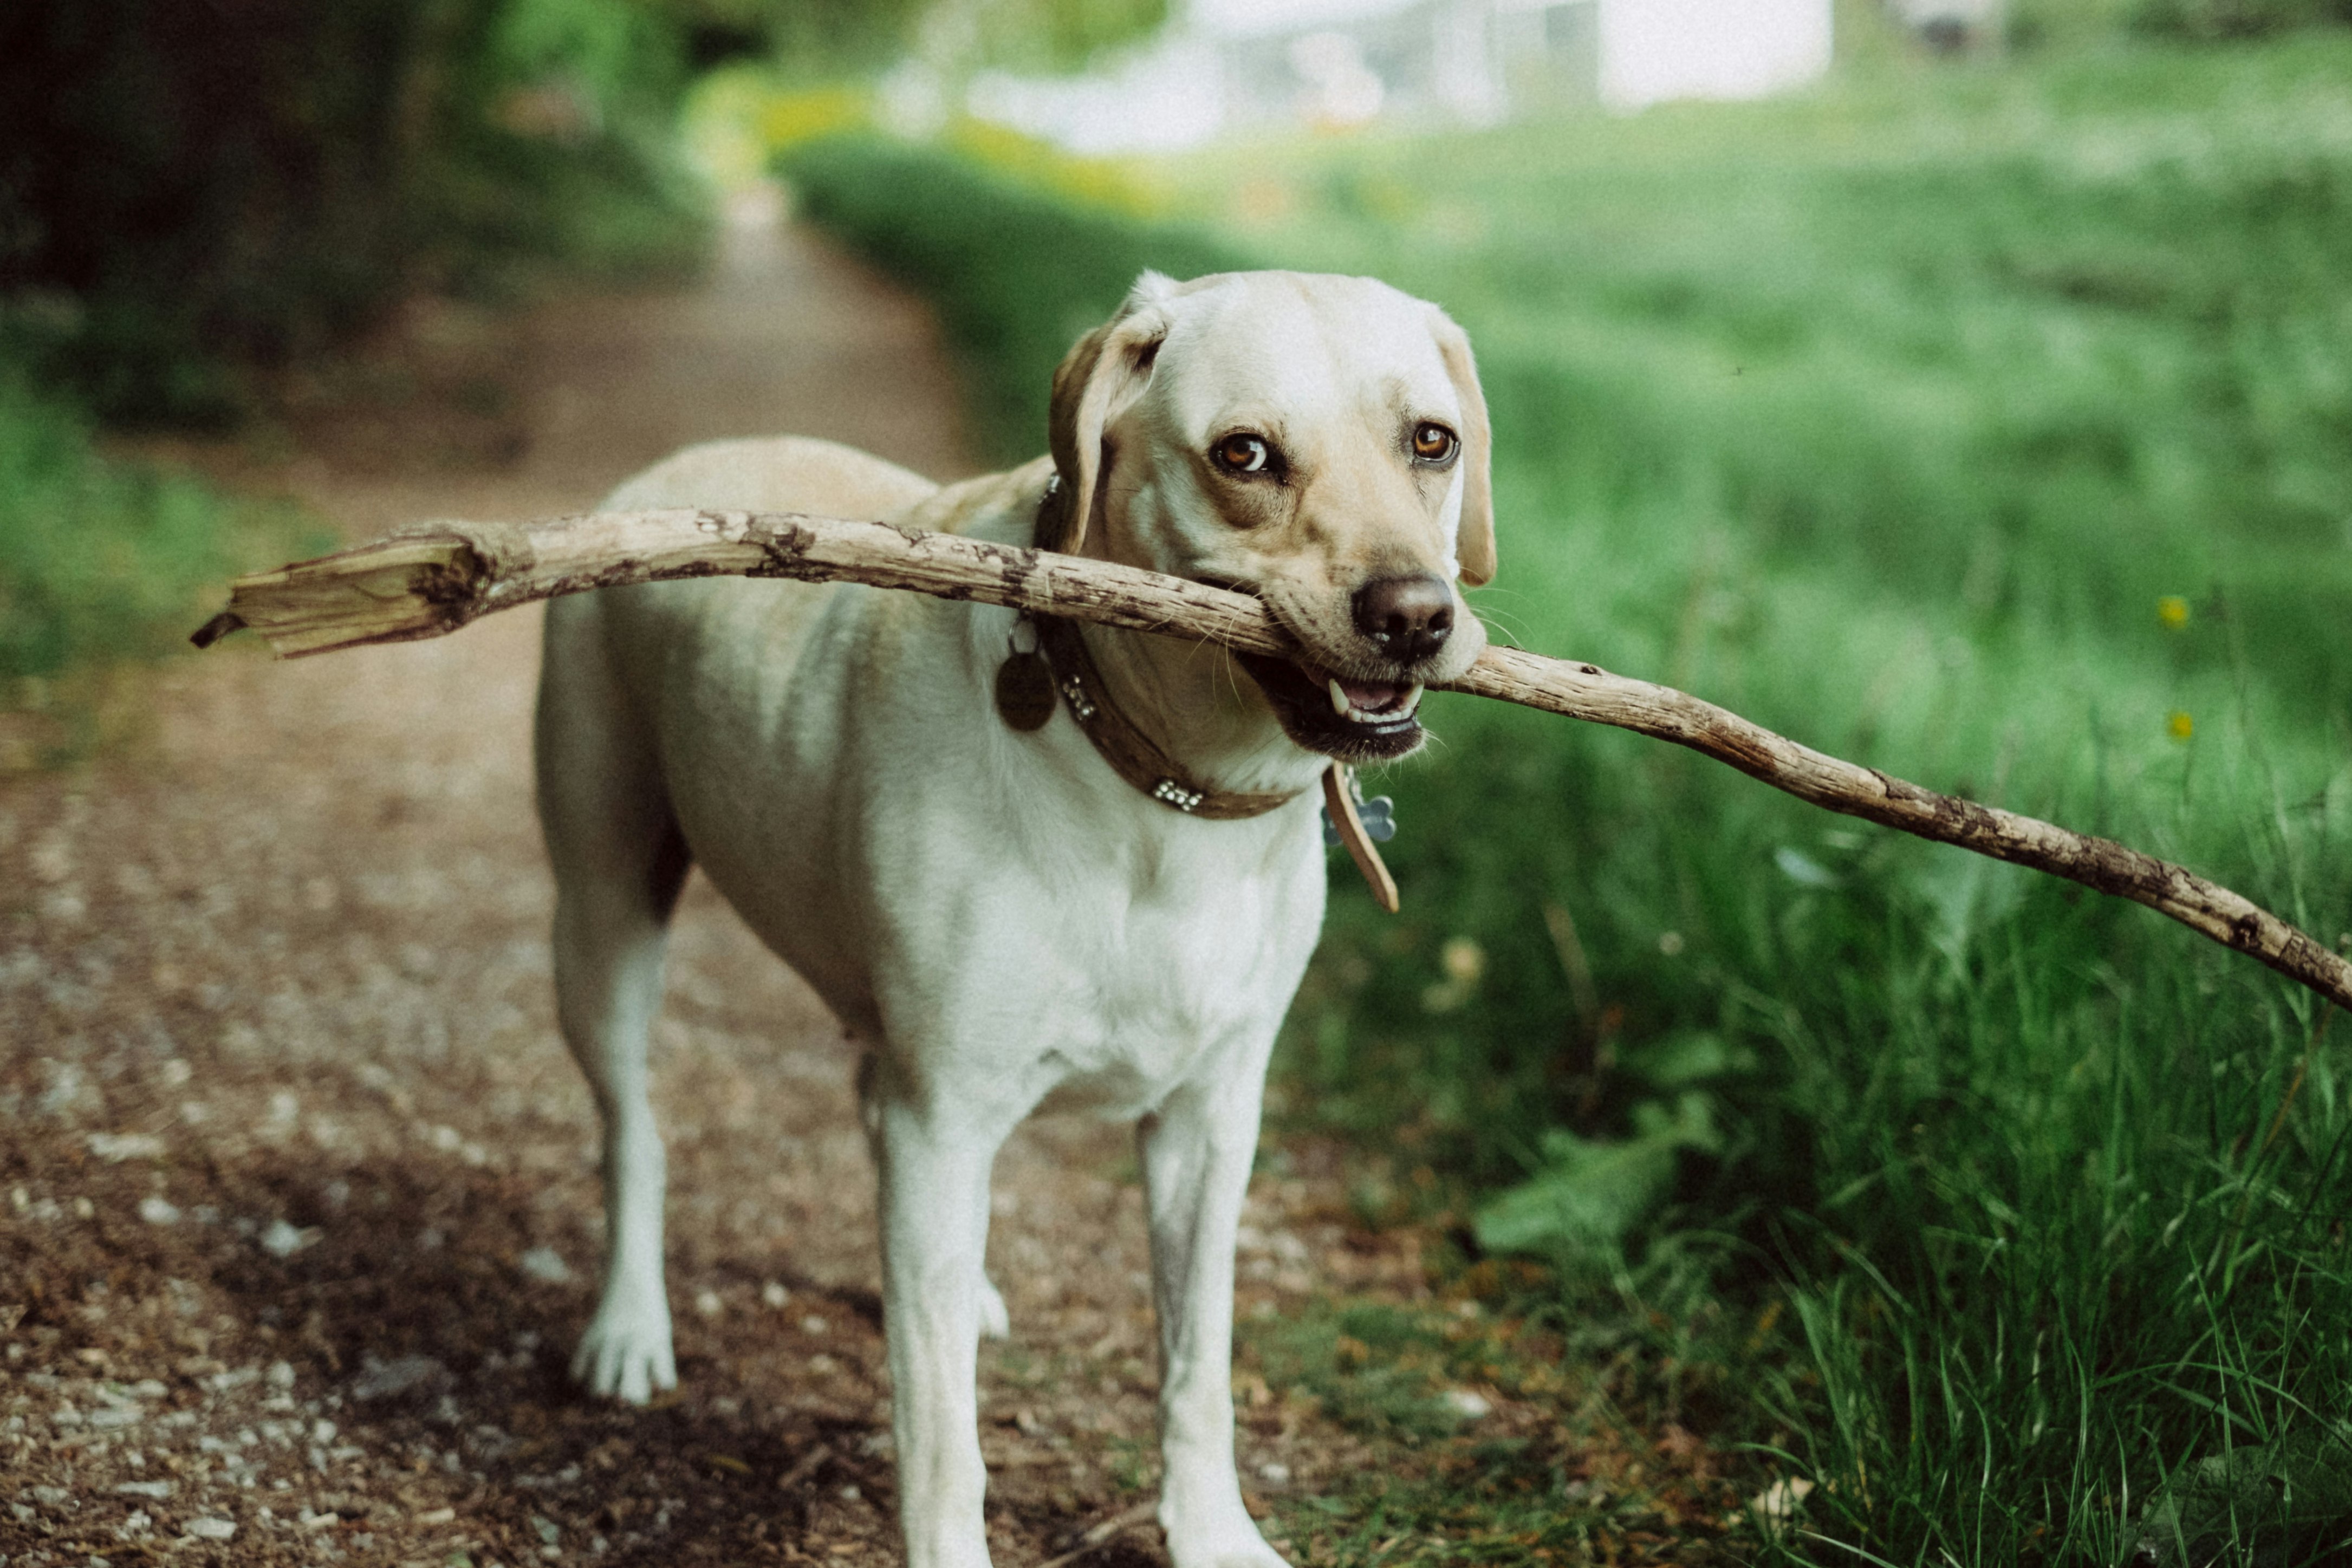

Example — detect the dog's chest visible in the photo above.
[1031,851,1318,1113]
[908,793,1327,1117]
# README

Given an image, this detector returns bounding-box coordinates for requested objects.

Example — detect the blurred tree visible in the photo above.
[0,0,1169,426]
[0,0,708,425]
[973,0,1170,72]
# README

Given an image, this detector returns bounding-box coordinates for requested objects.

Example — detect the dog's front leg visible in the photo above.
[872,1085,1009,1568]
[1142,1070,1289,1568]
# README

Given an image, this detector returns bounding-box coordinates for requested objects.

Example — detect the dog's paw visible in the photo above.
[978,1274,1011,1342]
[571,1296,677,1404]
[1159,1498,1291,1568]
[1166,1531,1291,1568]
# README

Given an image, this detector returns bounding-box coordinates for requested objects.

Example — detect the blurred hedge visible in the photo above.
[2134,0,2352,35]
[0,0,711,425]
[782,133,1235,459]
[0,370,323,698]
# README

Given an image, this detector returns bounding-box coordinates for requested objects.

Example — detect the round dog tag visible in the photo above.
[995,651,1055,731]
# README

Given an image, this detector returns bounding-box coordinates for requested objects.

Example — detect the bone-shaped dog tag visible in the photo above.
[1322,779,1397,844]
[1321,765,1400,913]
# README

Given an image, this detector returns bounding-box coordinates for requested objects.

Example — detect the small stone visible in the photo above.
[350,1354,449,1402]
[138,1196,182,1226]
[1442,1388,1492,1420]
[267,1359,295,1389]
[185,1517,237,1540]
[695,1290,723,1318]
[113,1480,174,1498]
[259,1219,320,1258]
[517,1247,574,1285]
[761,1281,791,1309]
[1256,1460,1291,1485]
[800,1315,829,1336]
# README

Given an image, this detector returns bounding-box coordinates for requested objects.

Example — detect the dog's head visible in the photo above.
[1047,270,1493,764]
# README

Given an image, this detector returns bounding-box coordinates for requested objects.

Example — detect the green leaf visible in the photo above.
[1473,1095,1719,1258]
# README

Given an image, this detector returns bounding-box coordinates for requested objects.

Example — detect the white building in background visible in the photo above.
[1597,0,1834,110]
[963,0,1835,153]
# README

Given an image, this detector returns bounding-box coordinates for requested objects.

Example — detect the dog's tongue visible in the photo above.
[1340,677,1407,713]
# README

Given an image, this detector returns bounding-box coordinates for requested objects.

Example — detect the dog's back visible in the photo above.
[596,433,939,519]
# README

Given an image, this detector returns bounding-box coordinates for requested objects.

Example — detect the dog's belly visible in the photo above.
[614,577,895,1036]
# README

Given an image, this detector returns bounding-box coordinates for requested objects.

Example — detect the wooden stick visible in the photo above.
[193,507,2352,1013]
[1036,1502,1160,1568]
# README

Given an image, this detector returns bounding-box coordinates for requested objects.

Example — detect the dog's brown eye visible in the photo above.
[1412,422,1458,464]
[1213,433,1272,474]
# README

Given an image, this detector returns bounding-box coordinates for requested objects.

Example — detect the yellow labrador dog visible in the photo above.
[534,269,1495,1568]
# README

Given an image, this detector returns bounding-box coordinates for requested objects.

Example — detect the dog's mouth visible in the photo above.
[1235,650,1427,762]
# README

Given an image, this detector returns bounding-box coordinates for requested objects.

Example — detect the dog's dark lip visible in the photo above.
[1235,650,1426,762]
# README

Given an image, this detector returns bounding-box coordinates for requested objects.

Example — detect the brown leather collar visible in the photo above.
[1032,614,1303,819]
[1022,478,1303,820]
[1017,477,1399,909]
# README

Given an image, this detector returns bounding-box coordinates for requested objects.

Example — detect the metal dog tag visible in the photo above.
[995,650,1055,731]
[1322,779,1397,845]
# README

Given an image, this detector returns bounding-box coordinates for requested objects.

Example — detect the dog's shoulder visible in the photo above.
[885,454,1055,544]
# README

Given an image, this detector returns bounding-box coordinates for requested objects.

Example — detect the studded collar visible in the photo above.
[1021,479,1304,820]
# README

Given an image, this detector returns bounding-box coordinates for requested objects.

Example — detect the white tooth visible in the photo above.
[1328,678,1350,717]
[1402,682,1425,711]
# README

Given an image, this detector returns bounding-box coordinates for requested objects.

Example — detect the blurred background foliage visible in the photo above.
[1,0,710,426]
[9,0,2352,1560]
[0,0,1172,731]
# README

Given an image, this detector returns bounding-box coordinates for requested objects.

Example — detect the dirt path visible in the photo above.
[0,203,1432,1567]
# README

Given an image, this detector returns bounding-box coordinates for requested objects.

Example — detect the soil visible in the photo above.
[0,200,1453,1567]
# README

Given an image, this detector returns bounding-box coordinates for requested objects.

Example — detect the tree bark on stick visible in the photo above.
[192,506,2352,1013]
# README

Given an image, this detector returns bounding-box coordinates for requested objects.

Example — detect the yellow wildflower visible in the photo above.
[2158,595,2190,630]
[2167,711,2194,740]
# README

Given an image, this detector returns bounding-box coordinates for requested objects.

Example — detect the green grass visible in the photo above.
[0,368,322,757]
[788,38,2352,1565]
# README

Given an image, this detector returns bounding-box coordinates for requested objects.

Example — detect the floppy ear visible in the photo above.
[1045,300,1168,555]
[1428,308,1497,586]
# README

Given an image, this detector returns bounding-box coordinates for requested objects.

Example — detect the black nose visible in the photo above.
[1351,575,1454,663]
